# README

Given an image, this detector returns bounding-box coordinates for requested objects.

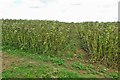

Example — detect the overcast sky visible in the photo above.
[0,0,119,22]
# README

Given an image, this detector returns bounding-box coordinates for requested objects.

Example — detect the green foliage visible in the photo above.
[51,58,64,65]
[64,51,74,58]
[2,19,77,54]
[99,67,107,73]
[76,22,118,68]
[58,68,81,78]
[2,48,119,78]
[72,62,86,70]
[87,64,94,69]
[2,19,118,68]
[105,72,119,78]
[87,69,99,75]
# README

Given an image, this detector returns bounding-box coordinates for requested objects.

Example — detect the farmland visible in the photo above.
[1,19,119,78]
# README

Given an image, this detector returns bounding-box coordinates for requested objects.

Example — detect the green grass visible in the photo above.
[2,46,119,78]
[72,62,86,70]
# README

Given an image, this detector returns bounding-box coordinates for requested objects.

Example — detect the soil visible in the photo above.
[2,52,37,71]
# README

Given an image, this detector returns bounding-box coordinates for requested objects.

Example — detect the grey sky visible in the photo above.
[0,0,119,22]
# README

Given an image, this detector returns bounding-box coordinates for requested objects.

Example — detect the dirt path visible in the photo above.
[2,52,38,71]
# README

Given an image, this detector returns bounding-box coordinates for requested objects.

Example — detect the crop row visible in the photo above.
[1,19,118,68]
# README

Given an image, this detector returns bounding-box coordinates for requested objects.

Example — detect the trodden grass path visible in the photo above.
[2,48,119,78]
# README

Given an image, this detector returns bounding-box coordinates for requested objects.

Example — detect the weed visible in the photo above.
[72,62,86,70]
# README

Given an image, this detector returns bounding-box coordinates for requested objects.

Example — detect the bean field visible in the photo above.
[2,19,118,69]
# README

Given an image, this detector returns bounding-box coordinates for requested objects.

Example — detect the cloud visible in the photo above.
[13,0,58,9]
[97,3,117,8]
[70,3,82,6]
[13,0,22,5]
[103,5,113,8]
[37,0,56,4]
[28,0,46,8]
[0,0,119,22]
[29,6,41,8]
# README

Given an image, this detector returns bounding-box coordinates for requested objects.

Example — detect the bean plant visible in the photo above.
[2,19,118,68]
